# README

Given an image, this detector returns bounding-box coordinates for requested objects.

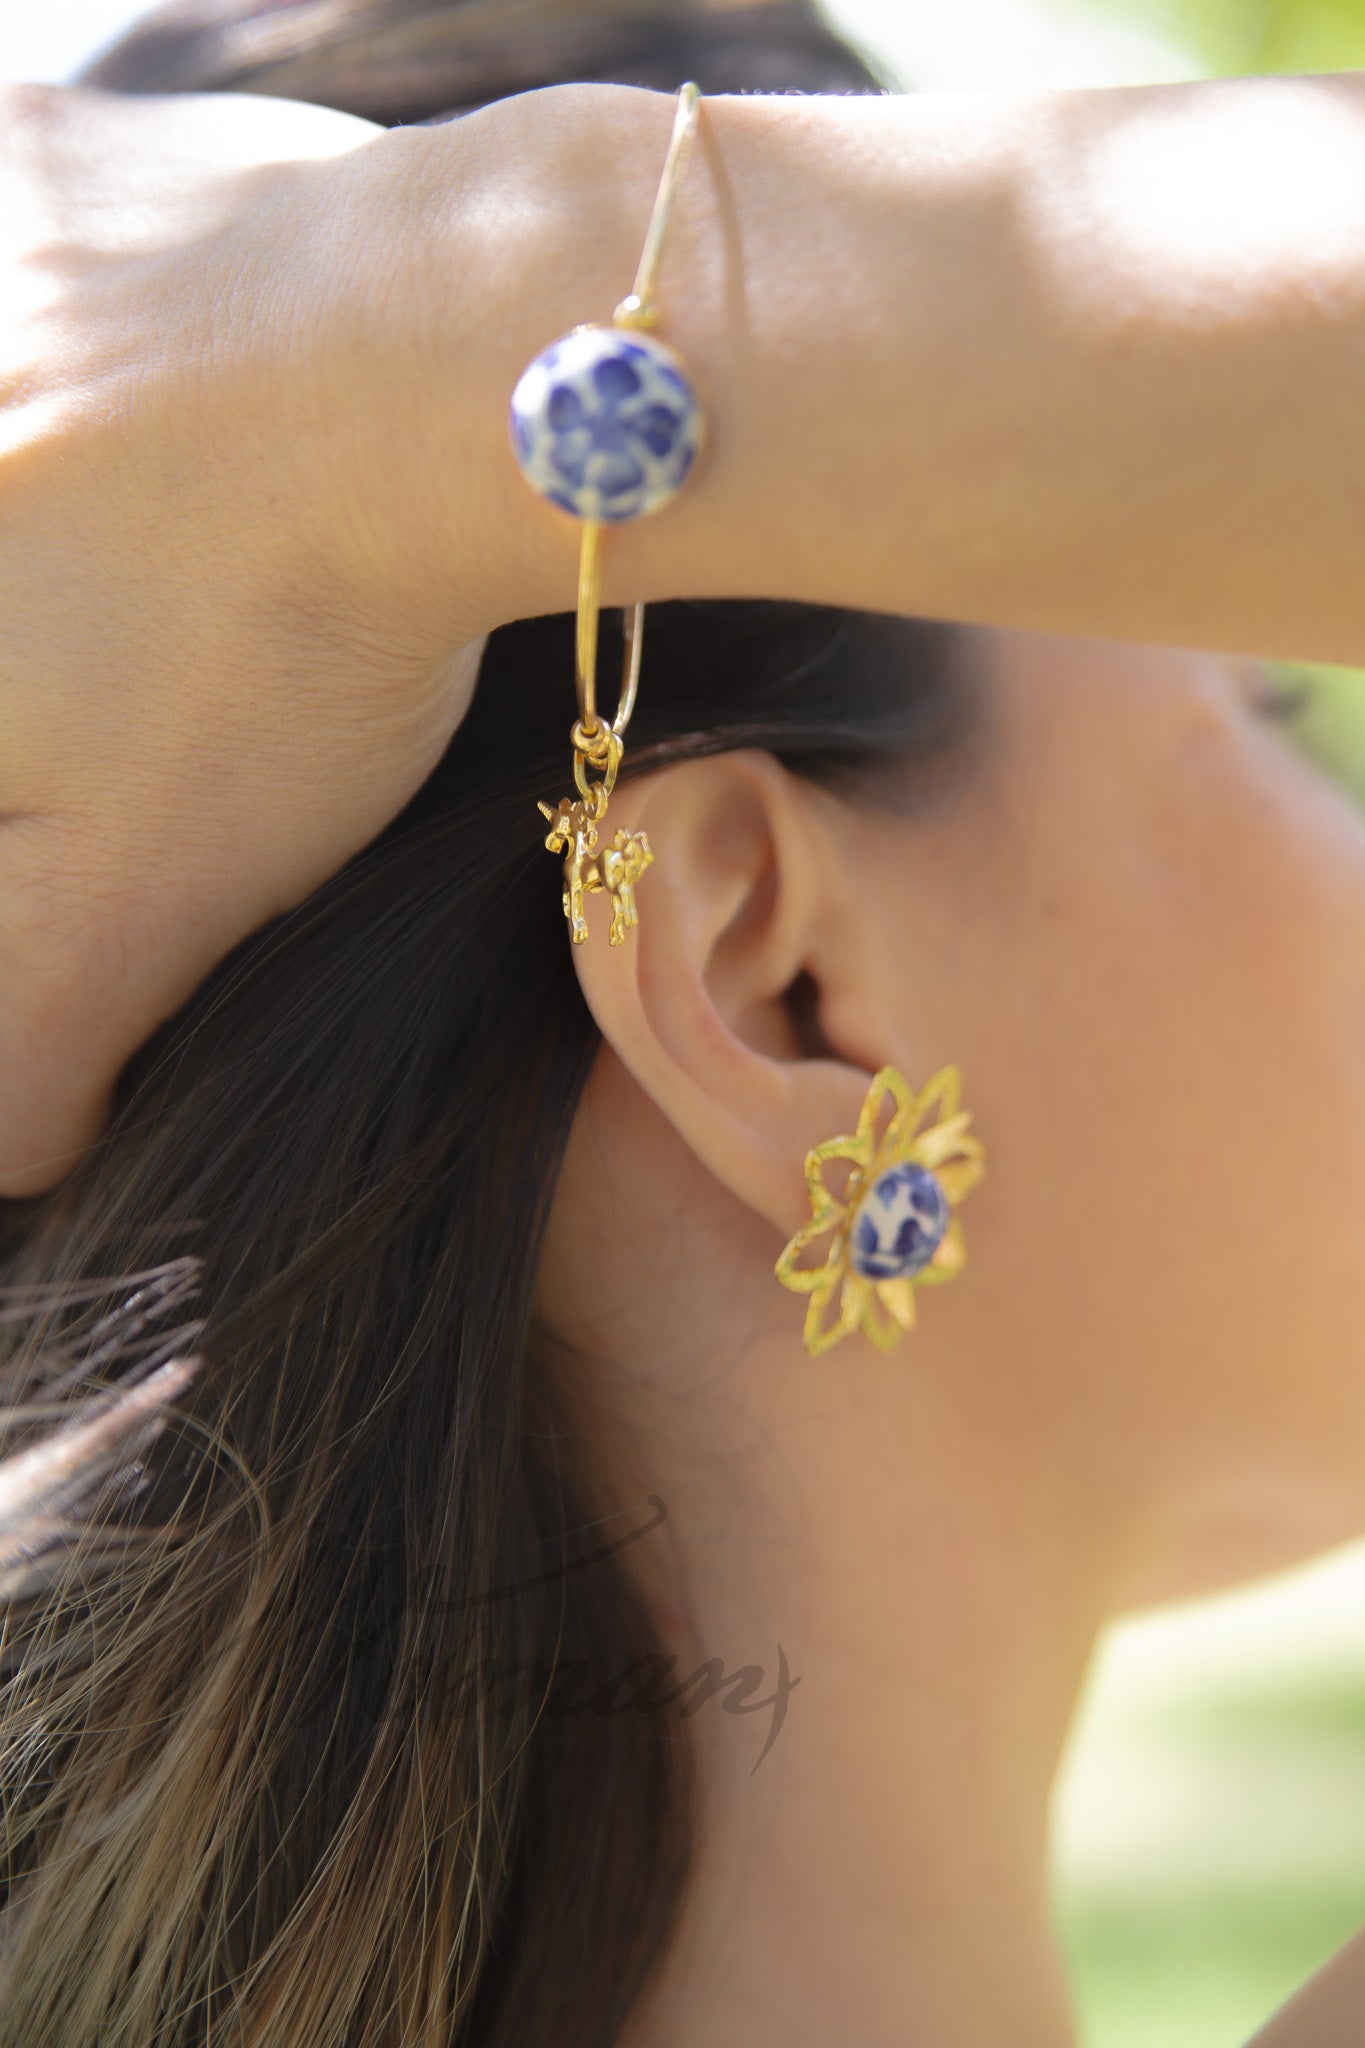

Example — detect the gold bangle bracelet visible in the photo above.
[510,81,705,946]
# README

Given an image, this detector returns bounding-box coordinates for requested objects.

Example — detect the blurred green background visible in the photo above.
[1063,0,1365,74]
[817,3,1365,2045]
[1053,634,1365,2044]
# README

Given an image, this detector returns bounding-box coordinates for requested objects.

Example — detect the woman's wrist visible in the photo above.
[435,74,1365,669]
[111,66,1364,710]
[315,83,684,647]
[374,76,1111,641]
[334,78,1020,644]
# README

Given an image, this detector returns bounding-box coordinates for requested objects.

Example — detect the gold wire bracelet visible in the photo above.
[508,81,705,945]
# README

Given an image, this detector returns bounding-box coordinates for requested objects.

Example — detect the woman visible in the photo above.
[0,2,1362,2043]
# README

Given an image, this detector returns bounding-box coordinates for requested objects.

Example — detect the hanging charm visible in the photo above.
[508,82,705,946]
[537,718,654,947]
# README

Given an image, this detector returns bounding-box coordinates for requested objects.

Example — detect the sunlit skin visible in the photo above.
[536,628,1365,2048]
[1051,76,1365,316]
[3,66,1365,2041]
[3,73,1365,1195]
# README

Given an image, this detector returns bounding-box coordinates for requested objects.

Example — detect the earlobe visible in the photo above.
[565,749,887,1241]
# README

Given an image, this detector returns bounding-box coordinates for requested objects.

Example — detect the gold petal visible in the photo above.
[909,1113,978,1171]
[874,1276,919,1330]
[860,1281,910,1351]
[861,1065,917,1161]
[804,1271,866,1357]
[805,1135,868,1215]
[775,1218,846,1295]
[916,1216,966,1288]
[911,1064,961,1129]
[876,1064,963,1171]
[933,1147,987,1206]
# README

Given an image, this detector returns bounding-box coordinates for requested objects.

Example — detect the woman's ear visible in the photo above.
[566,749,892,1240]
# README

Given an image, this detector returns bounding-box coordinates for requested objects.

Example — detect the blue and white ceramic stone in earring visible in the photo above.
[508,323,704,523]
[847,1162,951,1282]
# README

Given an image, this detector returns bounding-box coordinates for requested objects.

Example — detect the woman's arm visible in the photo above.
[434,75,1365,669]
[0,71,1360,1196]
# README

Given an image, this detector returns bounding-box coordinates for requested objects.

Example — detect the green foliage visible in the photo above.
[1056,1657,1365,2047]
[1298,669,1365,803]
[1061,0,1365,73]
[1061,1889,1365,2048]
[1270,664,1365,807]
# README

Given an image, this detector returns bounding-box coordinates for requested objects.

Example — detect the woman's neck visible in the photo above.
[601,1318,1119,2048]
[540,1066,1150,2046]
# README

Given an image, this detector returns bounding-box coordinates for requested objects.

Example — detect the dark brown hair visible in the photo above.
[0,8,975,2044]
[84,0,903,114]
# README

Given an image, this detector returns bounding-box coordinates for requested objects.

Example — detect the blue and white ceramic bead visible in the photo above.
[508,323,704,523]
[848,1162,950,1281]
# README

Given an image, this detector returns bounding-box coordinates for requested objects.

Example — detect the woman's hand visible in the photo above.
[0,82,541,1196]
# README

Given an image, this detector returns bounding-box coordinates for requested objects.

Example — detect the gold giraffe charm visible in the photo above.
[538,718,654,946]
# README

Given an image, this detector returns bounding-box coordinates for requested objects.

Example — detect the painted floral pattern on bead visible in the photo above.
[508,324,704,522]
[774,1067,986,1357]
[849,1161,950,1280]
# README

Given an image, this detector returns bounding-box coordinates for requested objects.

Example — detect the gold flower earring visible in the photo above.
[775,1066,986,1357]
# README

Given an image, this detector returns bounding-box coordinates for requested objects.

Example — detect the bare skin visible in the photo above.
[538,630,1365,2047]
[2,75,1365,1193]
[3,71,1365,2042]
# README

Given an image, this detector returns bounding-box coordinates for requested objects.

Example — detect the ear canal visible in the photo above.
[783,968,837,1061]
